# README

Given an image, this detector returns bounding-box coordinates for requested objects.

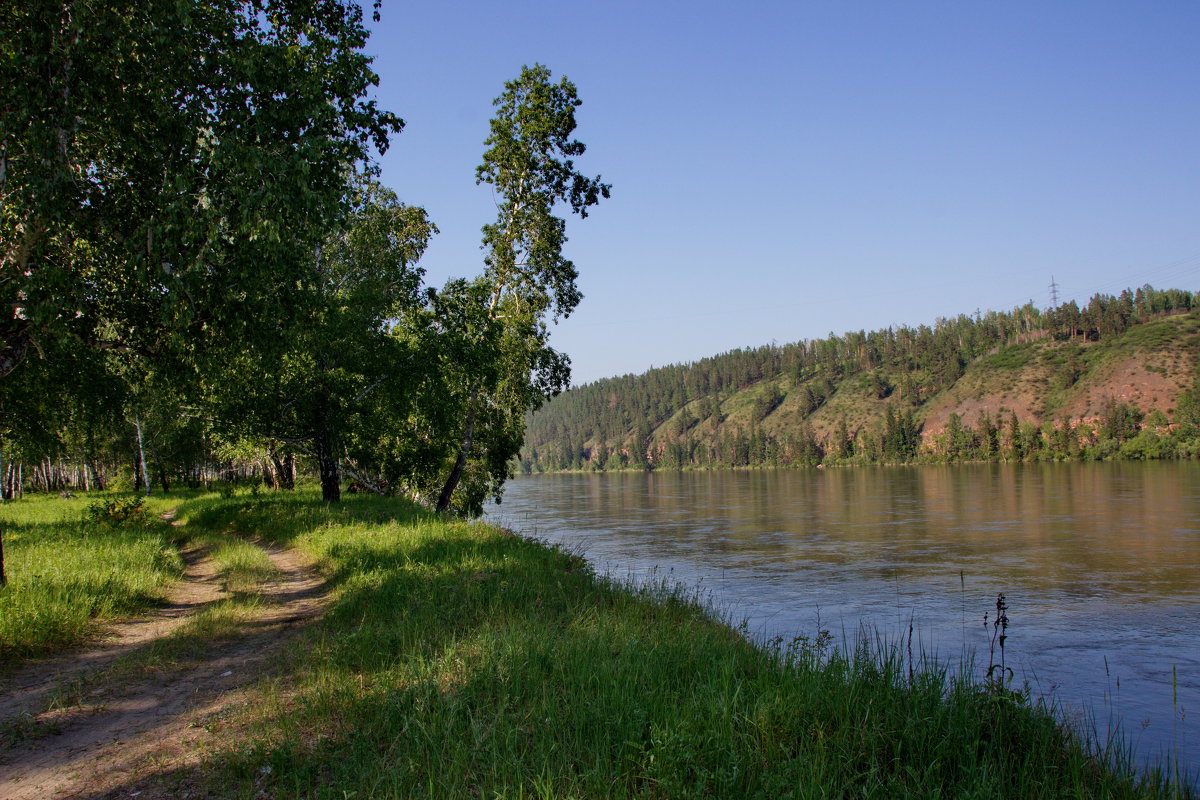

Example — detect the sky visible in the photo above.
[364,1,1200,386]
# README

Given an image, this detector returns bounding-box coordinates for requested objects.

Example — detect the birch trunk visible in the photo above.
[135,417,151,496]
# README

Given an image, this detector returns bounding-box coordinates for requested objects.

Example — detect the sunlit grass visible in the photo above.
[187,531,280,595]
[0,488,283,667]
[0,492,184,665]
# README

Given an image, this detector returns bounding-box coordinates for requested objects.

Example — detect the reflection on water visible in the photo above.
[486,462,1200,778]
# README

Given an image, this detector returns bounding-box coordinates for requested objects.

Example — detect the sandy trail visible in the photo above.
[0,541,327,800]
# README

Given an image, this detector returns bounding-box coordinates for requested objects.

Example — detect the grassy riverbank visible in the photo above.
[180,491,1186,798]
[2,490,1192,797]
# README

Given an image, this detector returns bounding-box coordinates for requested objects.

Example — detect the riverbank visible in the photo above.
[1,490,1192,797]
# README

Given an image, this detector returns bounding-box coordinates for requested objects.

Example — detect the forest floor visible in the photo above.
[0,516,328,800]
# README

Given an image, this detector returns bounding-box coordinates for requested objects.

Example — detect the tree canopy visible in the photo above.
[1,0,401,381]
[1,42,610,546]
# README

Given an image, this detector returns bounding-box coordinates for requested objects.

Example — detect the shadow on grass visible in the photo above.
[0,594,330,793]
[67,508,1192,799]
[172,490,431,542]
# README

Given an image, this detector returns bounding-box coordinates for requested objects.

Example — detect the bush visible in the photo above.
[86,496,148,527]
[1119,431,1173,461]
[108,465,136,493]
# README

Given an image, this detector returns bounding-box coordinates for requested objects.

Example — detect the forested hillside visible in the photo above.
[522,287,1200,470]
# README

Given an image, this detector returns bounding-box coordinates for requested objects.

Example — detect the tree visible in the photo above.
[434,64,609,513]
[868,371,891,400]
[0,333,131,585]
[2,0,401,385]
[209,179,435,503]
[1176,376,1200,438]
[1098,396,1143,447]
[1,0,400,574]
[977,411,999,459]
[1004,412,1022,460]
[947,412,978,460]
[5,0,409,577]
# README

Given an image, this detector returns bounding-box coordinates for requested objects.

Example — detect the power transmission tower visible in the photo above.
[1048,275,1060,308]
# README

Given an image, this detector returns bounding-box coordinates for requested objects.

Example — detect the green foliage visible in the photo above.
[2,0,401,384]
[1119,430,1173,461]
[981,342,1037,370]
[429,64,609,514]
[749,384,786,423]
[476,63,610,320]
[936,413,976,461]
[867,369,892,399]
[1050,351,1085,391]
[0,60,610,525]
[523,290,1200,472]
[106,466,136,494]
[203,177,436,503]
[4,8,1195,524]
[84,496,147,527]
[1099,397,1144,445]
[1176,375,1200,436]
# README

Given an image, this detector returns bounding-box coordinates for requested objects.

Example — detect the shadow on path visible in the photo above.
[0,542,328,800]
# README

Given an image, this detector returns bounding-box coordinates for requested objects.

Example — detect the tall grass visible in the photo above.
[0,492,185,665]
[172,490,1188,799]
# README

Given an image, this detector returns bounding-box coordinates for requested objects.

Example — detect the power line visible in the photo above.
[1048,275,1060,308]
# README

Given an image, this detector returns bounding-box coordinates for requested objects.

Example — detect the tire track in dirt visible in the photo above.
[0,543,328,800]
[0,545,226,723]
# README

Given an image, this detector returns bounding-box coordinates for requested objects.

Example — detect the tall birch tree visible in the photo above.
[434,64,609,514]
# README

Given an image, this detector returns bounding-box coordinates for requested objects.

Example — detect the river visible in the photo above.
[485,462,1200,780]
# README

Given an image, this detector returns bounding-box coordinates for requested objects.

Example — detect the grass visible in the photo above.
[133,509,281,666]
[163,490,1189,799]
[0,488,282,669]
[0,489,284,752]
[0,492,185,665]
[1076,316,1194,375]
[187,530,281,595]
[979,341,1038,370]
[2,489,1192,797]
[1121,318,1188,352]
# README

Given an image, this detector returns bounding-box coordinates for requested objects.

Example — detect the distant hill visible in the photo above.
[521,286,1200,471]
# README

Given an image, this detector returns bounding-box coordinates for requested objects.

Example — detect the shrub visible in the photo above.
[85,496,148,527]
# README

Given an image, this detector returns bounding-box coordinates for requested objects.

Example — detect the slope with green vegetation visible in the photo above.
[1,490,1191,798]
[523,287,1200,471]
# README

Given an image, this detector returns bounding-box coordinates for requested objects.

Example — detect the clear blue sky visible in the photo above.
[366,1,1200,386]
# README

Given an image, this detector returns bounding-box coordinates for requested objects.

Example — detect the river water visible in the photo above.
[485,462,1200,779]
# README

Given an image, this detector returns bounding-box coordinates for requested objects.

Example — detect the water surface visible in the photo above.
[487,462,1200,778]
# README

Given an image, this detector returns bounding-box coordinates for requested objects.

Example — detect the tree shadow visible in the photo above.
[64,529,629,798]
[0,563,330,794]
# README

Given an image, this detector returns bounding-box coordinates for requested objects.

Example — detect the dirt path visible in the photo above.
[0,542,328,800]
